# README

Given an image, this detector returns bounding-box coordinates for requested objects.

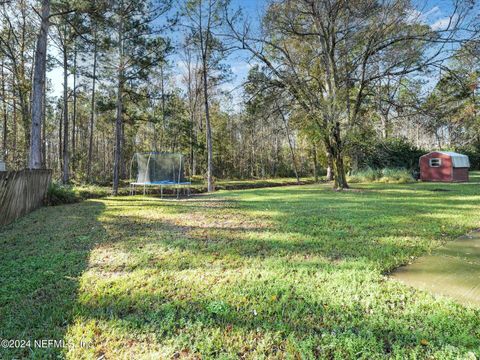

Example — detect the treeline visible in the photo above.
[0,0,478,192]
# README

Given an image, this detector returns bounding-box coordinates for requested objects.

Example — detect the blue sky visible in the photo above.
[46,0,467,105]
[47,0,266,98]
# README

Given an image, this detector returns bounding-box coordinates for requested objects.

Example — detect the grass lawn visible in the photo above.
[70,177,317,199]
[1,175,480,359]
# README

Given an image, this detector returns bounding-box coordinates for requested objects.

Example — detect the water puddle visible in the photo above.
[392,231,480,307]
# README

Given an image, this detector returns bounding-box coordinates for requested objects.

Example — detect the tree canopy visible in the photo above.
[0,0,478,190]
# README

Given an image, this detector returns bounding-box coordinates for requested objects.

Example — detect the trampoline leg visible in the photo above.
[143,184,146,196]
[161,186,163,199]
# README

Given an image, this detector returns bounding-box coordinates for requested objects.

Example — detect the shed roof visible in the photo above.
[426,151,470,168]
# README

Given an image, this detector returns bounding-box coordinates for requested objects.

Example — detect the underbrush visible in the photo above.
[46,182,80,206]
[74,184,129,198]
[47,178,319,205]
[46,183,129,205]
[348,167,415,184]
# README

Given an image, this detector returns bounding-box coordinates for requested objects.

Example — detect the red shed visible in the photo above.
[419,151,470,182]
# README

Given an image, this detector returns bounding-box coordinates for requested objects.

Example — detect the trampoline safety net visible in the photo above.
[130,152,187,184]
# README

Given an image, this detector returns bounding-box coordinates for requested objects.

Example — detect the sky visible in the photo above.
[47,0,266,100]
[46,0,466,108]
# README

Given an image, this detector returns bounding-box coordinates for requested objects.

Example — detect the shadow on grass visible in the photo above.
[99,183,480,272]
[0,200,107,359]
[65,187,480,357]
[2,179,480,358]
[73,277,479,358]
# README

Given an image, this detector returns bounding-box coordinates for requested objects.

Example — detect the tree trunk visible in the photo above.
[153,122,158,152]
[102,130,106,176]
[326,151,333,181]
[159,64,166,151]
[62,40,69,184]
[121,121,126,178]
[113,90,123,194]
[286,132,300,184]
[29,0,50,169]
[202,65,214,192]
[329,123,348,190]
[332,152,348,190]
[312,144,318,182]
[87,36,97,182]
[250,128,256,178]
[13,98,17,167]
[277,103,300,184]
[72,45,77,173]
[41,73,46,164]
[113,21,124,195]
[273,135,279,177]
[1,61,7,161]
[380,114,388,139]
[198,1,214,192]
[189,112,195,177]
[186,51,197,178]
[58,105,62,173]
[20,94,30,163]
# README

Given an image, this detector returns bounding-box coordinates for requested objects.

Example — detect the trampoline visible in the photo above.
[129,152,191,198]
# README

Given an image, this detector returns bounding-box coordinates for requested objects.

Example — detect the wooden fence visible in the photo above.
[0,169,52,227]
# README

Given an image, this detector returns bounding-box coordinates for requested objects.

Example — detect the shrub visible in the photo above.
[355,137,424,171]
[73,185,114,199]
[348,167,415,184]
[456,143,480,170]
[378,168,415,183]
[347,168,381,183]
[46,182,80,206]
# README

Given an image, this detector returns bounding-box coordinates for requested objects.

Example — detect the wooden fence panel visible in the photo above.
[0,170,52,227]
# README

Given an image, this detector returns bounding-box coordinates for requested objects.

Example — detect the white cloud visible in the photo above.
[406,6,440,24]
[431,14,459,31]
[423,6,440,19]
[231,62,252,75]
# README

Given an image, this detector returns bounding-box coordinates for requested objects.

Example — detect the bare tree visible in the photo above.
[1,60,7,161]
[225,0,479,189]
[87,30,98,182]
[184,0,228,192]
[110,0,173,195]
[29,0,50,169]
[181,42,202,176]
[112,11,124,195]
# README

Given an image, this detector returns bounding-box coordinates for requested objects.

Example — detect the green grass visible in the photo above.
[69,177,317,201]
[1,174,480,359]
[213,177,316,189]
